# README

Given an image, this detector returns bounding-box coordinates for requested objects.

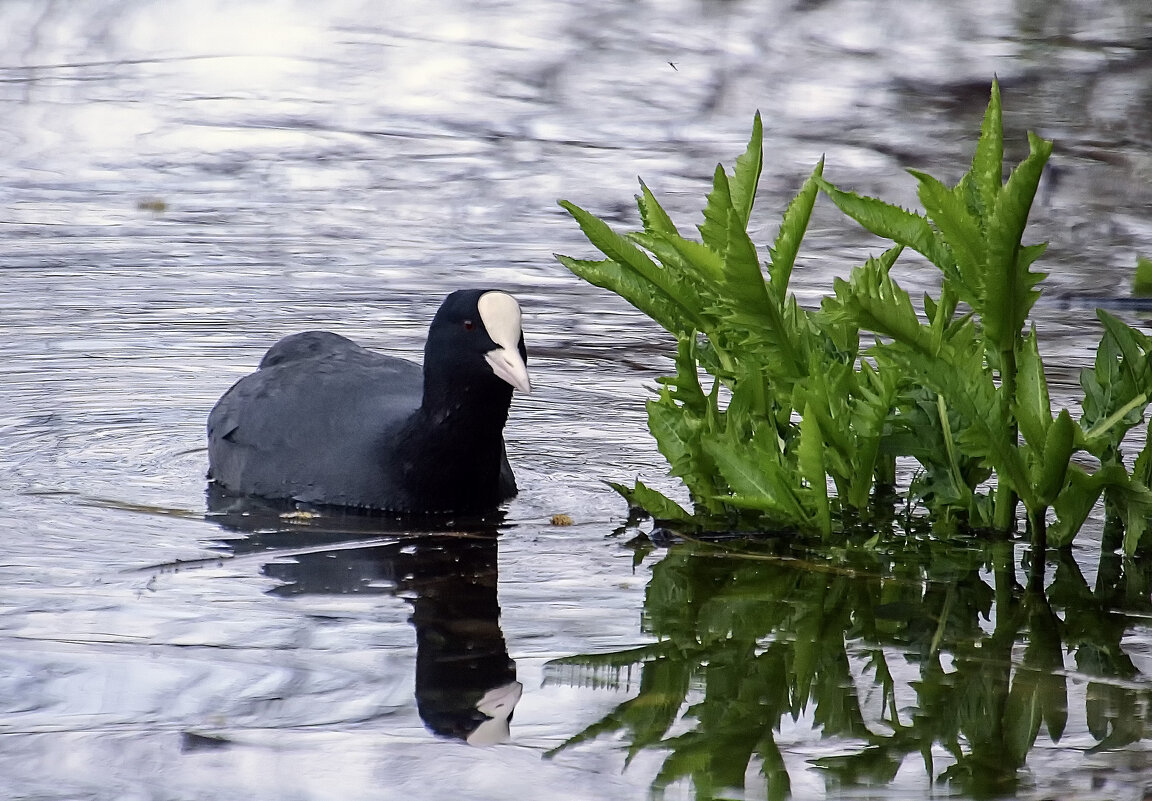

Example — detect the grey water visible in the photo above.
[2,1,1152,799]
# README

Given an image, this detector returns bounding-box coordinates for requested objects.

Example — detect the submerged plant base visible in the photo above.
[558,79,1152,560]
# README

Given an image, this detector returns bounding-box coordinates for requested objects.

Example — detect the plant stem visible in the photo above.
[1027,512,1047,592]
[993,346,1020,533]
[1083,392,1148,441]
[937,394,967,502]
[992,540,1014,612]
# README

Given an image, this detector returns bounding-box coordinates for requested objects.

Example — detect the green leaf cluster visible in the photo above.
[559,115,897,535]
[557,80,1152,555]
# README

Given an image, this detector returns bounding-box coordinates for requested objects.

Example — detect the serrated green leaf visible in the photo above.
[798,405,831,534]
[826,249,927,350]
[768,158,823,291]
[636,178,679,237]
[647,392,704,482]
[930,282,963,346]
[959,78,1004,223]
[1134,421,1152,489]
[910,168,985,304]
[626,231,716,315]
[720,208,804,374]
[1015,326,1051,449]
[702,438,778,499]
[627,479,693,522]
[556,254,693,337]
[557,200,708,335]
[923,292,939,322]
[1048,466,1103,548]
[1079,310,1152,460]
[729,111,764,229]
[1109,475,1152,555]
[876,324,1037,511]
[1035,409,1074,506]
[1049,463,1133,548]
[667,335,707,411]
[699,164,734,253]
[849,361,901,507]
[722,208,769,305]
[658,232,725,284]
[982,131,1052,352]
[817,178,954,271]
[792,363,856,491]
[1097,309,1152,389]
[702,437,812,527]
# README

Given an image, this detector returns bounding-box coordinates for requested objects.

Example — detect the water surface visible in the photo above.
[3,1,1152,798]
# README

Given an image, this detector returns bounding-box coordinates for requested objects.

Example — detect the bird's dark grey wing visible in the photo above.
[208,349,423,507]
[258,330,362,369]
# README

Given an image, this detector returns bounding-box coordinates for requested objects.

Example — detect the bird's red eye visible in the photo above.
[463,319,476,331]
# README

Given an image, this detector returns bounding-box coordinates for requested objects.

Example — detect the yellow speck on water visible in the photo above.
[550,513,574,526]
[137,198,167,213]
[279,510,320,521]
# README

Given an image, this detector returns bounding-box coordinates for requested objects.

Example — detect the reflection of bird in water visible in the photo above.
[205,490,521,743]
[465,682,523,746]
[398,533,521,743]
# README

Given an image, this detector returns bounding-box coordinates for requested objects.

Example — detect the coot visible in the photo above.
[207,290,530,513]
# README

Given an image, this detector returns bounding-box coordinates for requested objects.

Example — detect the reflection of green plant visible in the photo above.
[546,535,1152,798]
[558,80,1152,556]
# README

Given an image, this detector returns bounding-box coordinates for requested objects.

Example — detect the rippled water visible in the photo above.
[3,1,1152,799]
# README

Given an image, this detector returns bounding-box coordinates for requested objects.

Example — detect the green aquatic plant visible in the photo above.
[557,80,1152,556]
[560,122,896,535]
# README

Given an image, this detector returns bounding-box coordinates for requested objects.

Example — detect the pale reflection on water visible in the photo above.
[3,0,1152,798]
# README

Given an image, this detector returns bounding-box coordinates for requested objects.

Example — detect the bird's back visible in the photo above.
[207,332,424,508]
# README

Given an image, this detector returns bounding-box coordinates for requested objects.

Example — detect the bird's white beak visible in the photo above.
[479,292,532,393]
[485,347,531,393]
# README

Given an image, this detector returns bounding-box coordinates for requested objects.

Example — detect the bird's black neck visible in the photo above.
[386,382,513,513]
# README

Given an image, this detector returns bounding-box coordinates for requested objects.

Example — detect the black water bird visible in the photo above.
[207,290,530,513]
